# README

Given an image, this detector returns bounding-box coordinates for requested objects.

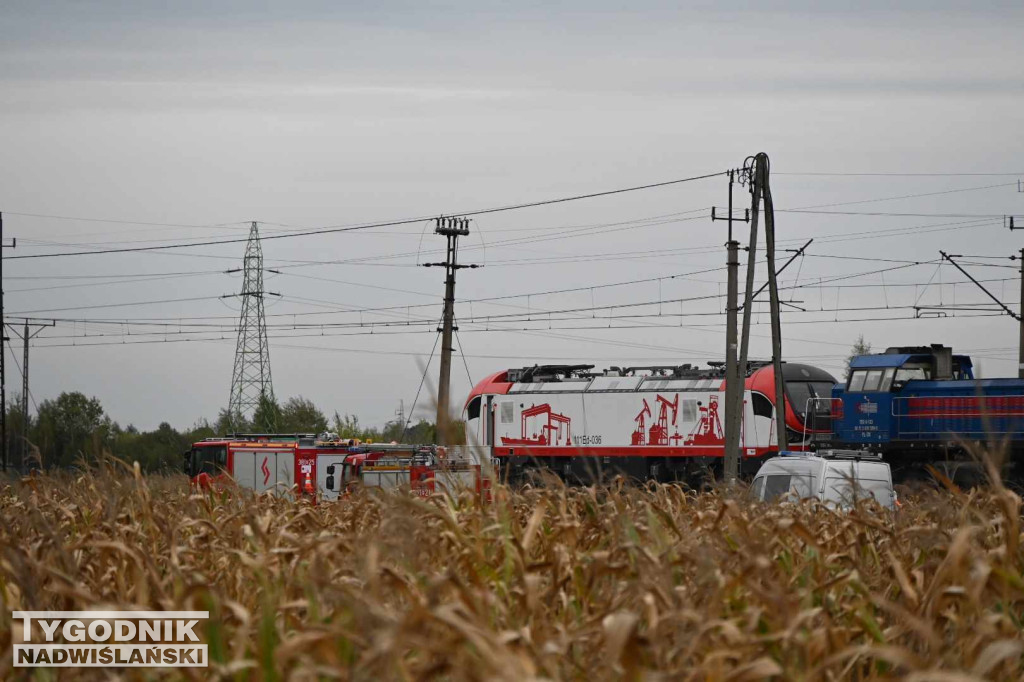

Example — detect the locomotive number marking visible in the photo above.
[572,435,602,445]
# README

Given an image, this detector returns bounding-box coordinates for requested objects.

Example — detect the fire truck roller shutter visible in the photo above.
[274,451,293,495]
[234,451,257,489]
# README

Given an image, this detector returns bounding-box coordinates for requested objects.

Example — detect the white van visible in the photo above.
[751,450,896,510]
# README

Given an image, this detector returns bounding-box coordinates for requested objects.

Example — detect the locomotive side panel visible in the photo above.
[496,390,729,450]
[495,389,777,453]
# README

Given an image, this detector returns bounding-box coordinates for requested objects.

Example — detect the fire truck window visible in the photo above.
[752,393,774,418]
[192,447,226,475]
[467,396,481,421]
[848,371,866,392]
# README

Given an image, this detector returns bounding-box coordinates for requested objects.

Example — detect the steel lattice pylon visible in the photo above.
[228,221,274,423]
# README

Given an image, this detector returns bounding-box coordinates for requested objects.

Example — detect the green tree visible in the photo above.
[252,394,282,433]
[280,396,328,433]
[34,392,107,468]
[846,335,872,380]
[215,408,249,435]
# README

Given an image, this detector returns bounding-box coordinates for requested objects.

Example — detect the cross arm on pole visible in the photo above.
[939,251,1020,321]
[4,320,56,340]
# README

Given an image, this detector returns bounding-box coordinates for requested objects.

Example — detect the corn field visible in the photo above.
[1,460,1023,680]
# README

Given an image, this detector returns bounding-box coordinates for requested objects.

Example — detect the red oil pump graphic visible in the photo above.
[650,394,683,446]
[501,403,572,446]
[632,400,652,445]
[684,395,725,446]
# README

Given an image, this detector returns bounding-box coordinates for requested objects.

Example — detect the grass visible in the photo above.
[0,459,1023,680]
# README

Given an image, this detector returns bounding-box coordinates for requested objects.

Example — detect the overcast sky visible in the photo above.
[2,1,1023,431]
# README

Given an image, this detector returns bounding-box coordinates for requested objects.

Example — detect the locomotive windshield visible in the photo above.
[785,381,835,416]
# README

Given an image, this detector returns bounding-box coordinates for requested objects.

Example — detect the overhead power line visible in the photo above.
[776,172,1024,177]
[8,295,224,315]
[2,212,251,229]
[29,309,1014,350]
[781,181,1016,212]
[9,257,948,326]
[7,171,725,260]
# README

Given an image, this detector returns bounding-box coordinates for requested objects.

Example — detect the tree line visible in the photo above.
[2,392,450,473]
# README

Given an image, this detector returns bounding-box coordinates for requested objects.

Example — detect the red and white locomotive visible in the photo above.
[462,361,836,482]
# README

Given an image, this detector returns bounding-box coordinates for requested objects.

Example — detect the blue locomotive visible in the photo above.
[822,345,1024,461]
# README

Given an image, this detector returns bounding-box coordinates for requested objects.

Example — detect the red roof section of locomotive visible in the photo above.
[464,370,513,410]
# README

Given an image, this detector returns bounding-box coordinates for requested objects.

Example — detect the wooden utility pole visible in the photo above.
[711,172,749,482]
[741,153,787,453]
[0,213,15,472]
[737,160,759,453]
[422,217,477,444]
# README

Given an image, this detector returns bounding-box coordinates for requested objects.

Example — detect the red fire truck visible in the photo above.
[185,434,489,499]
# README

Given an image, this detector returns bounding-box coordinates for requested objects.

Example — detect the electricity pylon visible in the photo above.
[227,221,275,427]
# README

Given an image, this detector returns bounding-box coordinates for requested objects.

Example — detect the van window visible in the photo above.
[762,473,812,501]
[752,476,765,499]
[823,477,893,509]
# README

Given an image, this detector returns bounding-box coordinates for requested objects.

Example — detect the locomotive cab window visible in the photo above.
[466,396,481,421]
[848,371,866,392]
[848,368,895,392]
[751,393,774,418]
[785,381,835,414]
[861,369,884,392]
[894,366,929,383]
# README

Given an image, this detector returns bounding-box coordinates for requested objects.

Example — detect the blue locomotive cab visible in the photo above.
[831,344,999,456]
